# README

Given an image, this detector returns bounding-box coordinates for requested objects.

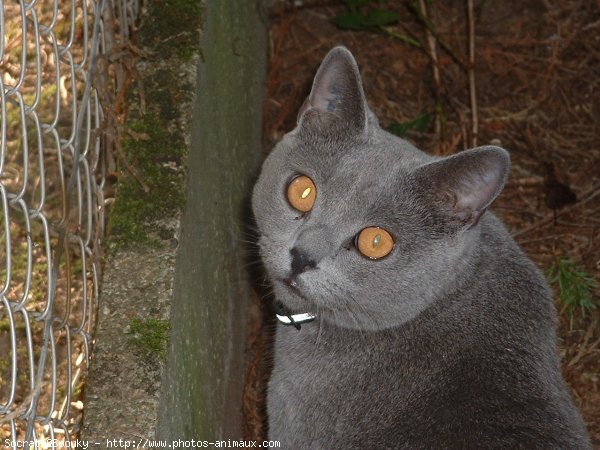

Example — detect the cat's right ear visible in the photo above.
[297,46,368,134]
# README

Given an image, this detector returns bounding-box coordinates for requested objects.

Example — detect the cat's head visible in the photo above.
[252,47,510,331]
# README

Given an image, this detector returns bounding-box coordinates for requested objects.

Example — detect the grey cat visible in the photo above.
[251,47,591,449]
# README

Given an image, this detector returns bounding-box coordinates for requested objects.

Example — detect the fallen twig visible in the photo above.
[418,0,442,138]
[408,1,468,72]
[567,319,599,369]
[467,0,478,147]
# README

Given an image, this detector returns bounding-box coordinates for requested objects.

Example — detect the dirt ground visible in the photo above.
[244,0,600,445]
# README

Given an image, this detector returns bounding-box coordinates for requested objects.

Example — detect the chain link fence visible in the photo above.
[0,0,137,445]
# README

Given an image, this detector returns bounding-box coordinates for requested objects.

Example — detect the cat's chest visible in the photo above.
[268,323,444,446]
[270,323,426,407]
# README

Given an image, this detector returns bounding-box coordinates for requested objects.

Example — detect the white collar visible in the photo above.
[275,300,317,330]
[276,312,317,326]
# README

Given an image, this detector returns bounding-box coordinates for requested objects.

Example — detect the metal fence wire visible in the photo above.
[0,0,137,445]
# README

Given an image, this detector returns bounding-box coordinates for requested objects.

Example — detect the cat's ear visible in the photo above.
[416,146,510,229]
[297,46,368,133]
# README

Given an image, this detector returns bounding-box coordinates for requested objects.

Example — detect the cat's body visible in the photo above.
[268,215,586,449]
[252,47,590,449]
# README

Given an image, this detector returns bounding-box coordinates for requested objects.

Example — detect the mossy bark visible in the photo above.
[155,0,267,441]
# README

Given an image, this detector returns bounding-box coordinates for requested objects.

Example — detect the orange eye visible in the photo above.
[287,175,317,212]
[356,227,394,260]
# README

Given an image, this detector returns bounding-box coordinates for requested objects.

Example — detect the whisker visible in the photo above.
[313,304,324,355]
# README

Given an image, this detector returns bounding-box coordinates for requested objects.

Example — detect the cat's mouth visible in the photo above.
[282,275,300,290]
[275,277,318,328]
[278,276,310,302]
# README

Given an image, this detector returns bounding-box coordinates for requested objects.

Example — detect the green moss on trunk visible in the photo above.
[107,1,203,250]
[108,114,186,248]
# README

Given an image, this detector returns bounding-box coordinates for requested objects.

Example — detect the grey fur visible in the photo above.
[251,46,591,449]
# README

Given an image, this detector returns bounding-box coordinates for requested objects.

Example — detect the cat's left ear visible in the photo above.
[297,46,368,133]
[416,146,510,229]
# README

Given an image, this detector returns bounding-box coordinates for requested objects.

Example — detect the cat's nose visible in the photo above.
[290,247,317,276]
